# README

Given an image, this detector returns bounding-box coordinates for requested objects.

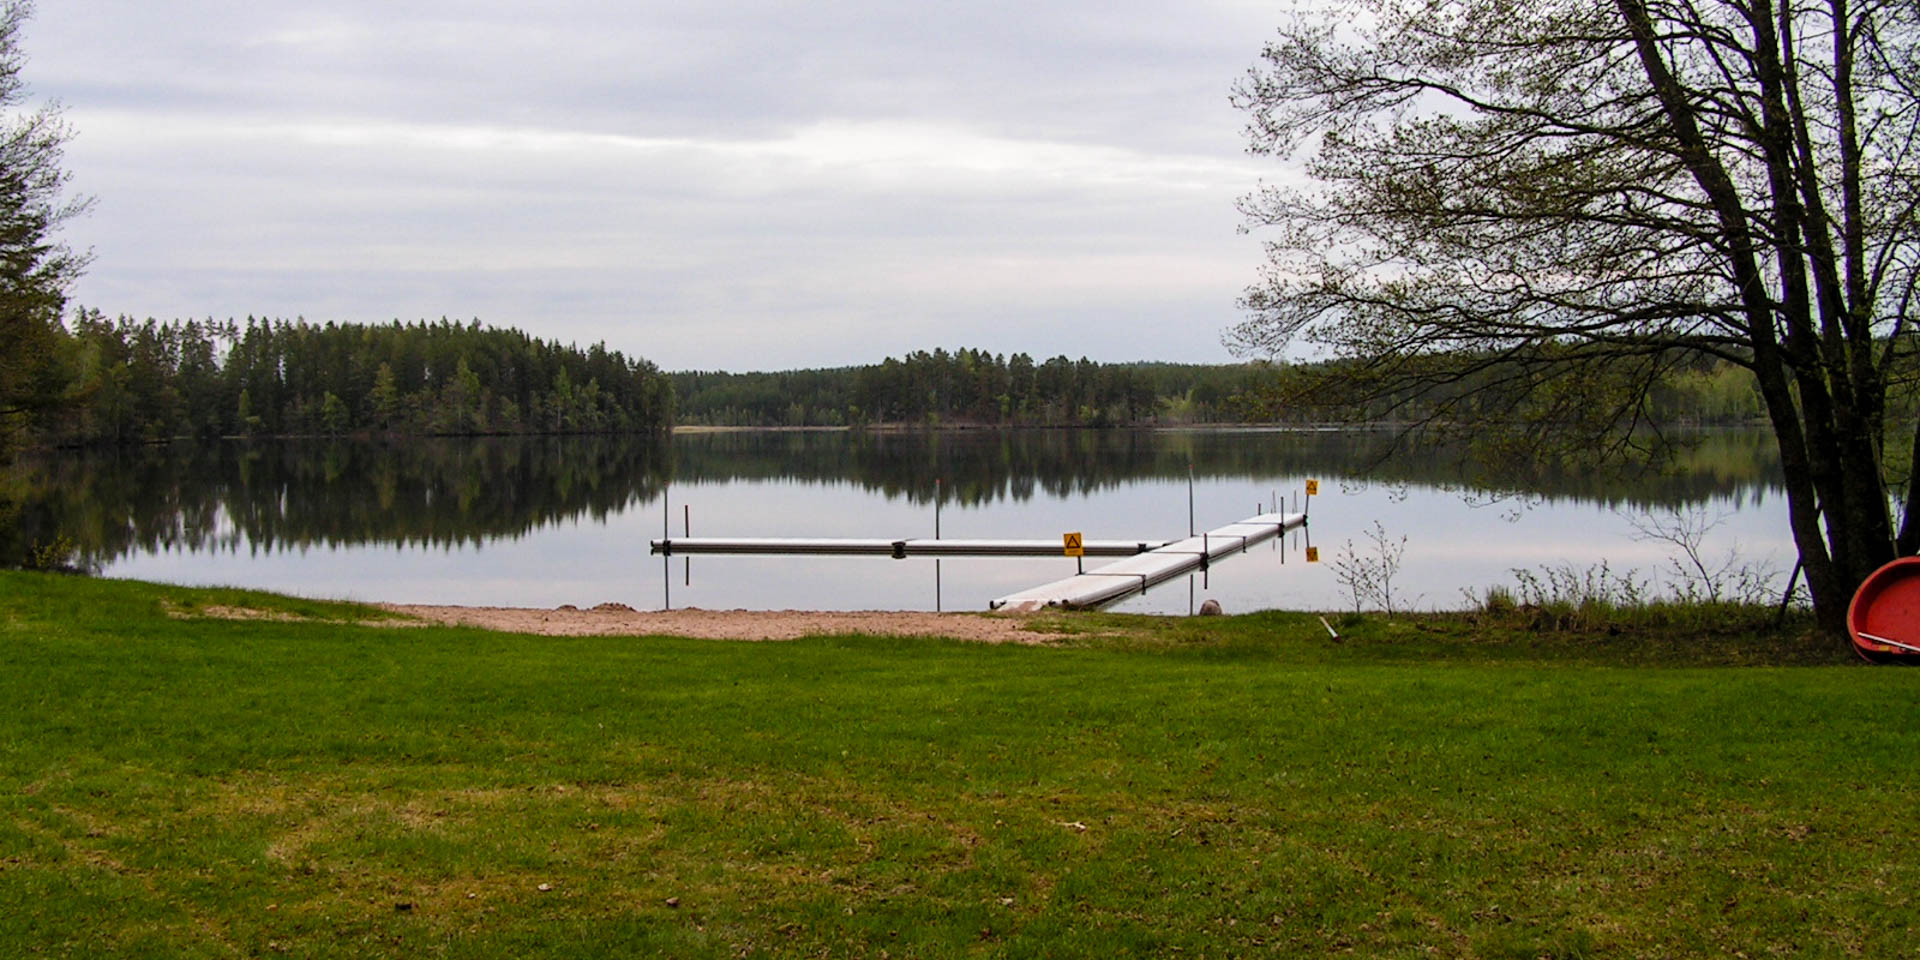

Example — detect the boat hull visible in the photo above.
[1847,557,1920,663]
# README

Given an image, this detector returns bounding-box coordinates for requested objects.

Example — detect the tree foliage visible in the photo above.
[0,0,86,454]
[1230,0,1920,630]
[674,346,1770,430]
[41,315,674,442]
[673,349,1278,428]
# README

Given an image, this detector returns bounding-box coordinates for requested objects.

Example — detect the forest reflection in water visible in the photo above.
[3,428,1789,612]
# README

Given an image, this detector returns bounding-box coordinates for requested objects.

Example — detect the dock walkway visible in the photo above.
[988,512,1306,611]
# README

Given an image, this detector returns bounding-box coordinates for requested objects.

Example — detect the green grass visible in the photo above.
[1,571,1912,957]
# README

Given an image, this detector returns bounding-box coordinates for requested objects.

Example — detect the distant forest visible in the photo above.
[37,313,675,444]
[23,318,1780,447]
[671,347,1771,428]
[673,350,1286,427]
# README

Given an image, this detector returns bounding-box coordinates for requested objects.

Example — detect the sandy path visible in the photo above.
[378,603,1059,643]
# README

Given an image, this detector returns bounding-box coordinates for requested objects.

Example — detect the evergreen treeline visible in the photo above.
[671,347,1774,429]
[1222,352,1774,429]
[18,319,1785,448]
[673,348,1280,427]
[37,312,674,443]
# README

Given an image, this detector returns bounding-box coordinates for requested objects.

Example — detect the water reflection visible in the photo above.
[0,429,1788,611]
[674,428,1782,511]
[1,437,671,569]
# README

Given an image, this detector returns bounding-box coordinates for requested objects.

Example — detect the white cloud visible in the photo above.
[32,1,1301,370]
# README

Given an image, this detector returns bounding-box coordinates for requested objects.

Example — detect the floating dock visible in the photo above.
[648,507,1309,612]
[988,512,1307,612]
[650,537,1170,558]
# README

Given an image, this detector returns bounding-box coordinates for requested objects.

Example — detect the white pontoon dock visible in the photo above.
[988,512,1307,611]
[647,508,1308,611]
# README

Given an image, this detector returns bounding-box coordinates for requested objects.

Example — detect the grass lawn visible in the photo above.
[1,571,1914,958]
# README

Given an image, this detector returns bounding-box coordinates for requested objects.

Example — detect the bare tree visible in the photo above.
[1626,508,1778,604]
[1230,0,1920,633]
[1332,520,1408,614]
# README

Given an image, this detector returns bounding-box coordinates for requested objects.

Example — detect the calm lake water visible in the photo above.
[8,428,1793,614]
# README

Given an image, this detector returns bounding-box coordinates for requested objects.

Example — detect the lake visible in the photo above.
[4,428,1795,614]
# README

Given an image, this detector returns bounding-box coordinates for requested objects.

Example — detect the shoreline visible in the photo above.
[379,602,1061,643]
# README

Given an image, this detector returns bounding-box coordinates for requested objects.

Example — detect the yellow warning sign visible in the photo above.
[1063,532,1085,557]
[1305,546,1320,563]
[1306,479,1320,496]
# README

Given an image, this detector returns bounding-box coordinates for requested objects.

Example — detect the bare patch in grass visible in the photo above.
[162,600,424,627]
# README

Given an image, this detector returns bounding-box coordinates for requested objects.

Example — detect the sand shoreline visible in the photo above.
[377,603,1057,643]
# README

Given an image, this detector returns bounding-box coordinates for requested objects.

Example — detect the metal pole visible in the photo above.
[935,478,942,612]
[662,485,670,610]
[683,505,690,587]
[1187,462,1195,537]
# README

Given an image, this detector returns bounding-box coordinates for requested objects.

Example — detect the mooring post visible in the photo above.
[662,484,671,610]
[1187,462,1195,536]
[935,478,943,612]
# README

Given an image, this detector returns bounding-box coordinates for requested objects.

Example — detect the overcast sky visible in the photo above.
[28,1,1297,371]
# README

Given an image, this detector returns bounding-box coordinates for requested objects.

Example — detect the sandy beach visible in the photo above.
[378,602,1059,643]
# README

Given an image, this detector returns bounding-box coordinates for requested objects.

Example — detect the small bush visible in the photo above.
[1468,559,1808,640]
[1478,584,1516,617]
[1332,520,1408,614]
[20,536,90,574]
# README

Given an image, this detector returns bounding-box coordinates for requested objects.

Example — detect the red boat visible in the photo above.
[1848,557,1920,663]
